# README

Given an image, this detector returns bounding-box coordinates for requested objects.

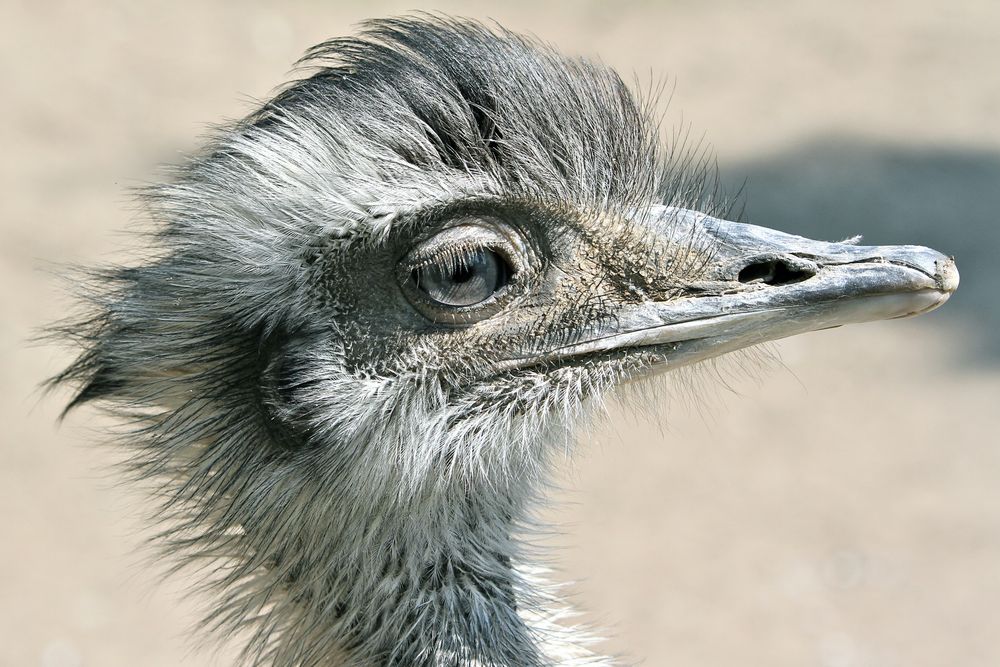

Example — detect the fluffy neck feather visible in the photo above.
[164,369,614,666]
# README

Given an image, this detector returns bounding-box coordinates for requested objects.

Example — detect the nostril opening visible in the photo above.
[738,258,815,286]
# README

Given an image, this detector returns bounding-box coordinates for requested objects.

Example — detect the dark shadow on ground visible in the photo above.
[724,138,998,361]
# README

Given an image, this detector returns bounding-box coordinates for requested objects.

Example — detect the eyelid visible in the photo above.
[409,239,506,270]
[403,221,525,274]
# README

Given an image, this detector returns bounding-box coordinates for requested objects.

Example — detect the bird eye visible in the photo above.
[399,221,526,323]
[413,248,511,307]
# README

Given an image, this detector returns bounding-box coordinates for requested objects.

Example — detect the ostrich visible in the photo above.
[53,16,959,667]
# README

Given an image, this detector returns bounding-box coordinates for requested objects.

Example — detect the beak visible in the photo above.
[548,206,959,369]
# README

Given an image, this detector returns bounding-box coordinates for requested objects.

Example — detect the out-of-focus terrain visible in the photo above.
[2,1,997,665]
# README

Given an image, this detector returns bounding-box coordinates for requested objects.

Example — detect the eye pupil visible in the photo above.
[413,248,511,307]
[451,264,475,283]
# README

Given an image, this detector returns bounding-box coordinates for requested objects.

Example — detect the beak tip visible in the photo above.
[937,256,960,293]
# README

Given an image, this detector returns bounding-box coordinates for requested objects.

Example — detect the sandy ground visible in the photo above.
[2,1,998,665]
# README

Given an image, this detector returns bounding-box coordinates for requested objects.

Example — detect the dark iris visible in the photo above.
[414,248,511,307]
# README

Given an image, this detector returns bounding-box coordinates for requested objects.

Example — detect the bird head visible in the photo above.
[54,16,958,665]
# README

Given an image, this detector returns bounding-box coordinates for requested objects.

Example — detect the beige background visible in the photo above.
[3,1,998,665]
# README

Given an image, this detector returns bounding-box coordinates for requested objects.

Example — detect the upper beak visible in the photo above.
[548,206,959,368]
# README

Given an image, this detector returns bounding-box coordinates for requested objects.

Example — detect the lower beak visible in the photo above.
[549,206,959,368]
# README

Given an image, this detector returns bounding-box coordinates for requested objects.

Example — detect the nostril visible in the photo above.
[738,258,815,286]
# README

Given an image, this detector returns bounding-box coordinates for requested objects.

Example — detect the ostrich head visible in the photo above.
[54,16,958,667]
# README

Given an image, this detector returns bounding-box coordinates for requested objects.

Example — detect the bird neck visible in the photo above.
[302,480,605,666]
[333,488,540,665]
[243,392,611,665]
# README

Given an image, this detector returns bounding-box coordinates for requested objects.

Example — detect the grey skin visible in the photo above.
[51,16,958,667]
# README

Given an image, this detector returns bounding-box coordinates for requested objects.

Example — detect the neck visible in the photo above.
[351,493,536,665]
[253,478,609,666]
[201,372,613,665]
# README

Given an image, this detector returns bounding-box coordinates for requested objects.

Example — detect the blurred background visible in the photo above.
[2,1,998,665]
